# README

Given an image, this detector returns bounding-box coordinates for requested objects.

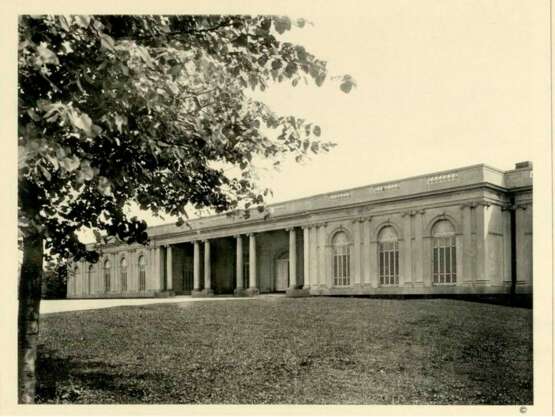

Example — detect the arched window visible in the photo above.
[378,226,399,286]
[120,258,128,292]
[332,231,350,286]
[87,265,93,295]
[432,220,457,284]
[104,259,111,292]
[138,255,146,291]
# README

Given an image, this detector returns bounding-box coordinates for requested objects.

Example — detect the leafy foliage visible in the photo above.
[18,15,354,264]
[41,262,68,299]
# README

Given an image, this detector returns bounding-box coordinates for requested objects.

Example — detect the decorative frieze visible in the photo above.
[329,192,351,200]
[369,183,400,193]
[427,173,458,185]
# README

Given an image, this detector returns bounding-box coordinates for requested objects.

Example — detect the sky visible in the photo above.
[79,1,549,232]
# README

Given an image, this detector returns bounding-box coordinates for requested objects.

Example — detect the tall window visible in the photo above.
[104,259,111,292]
[120,258,128,292]
[379,226,399,286]
[432,220,457,284]
[332,231,350,286]
[87,265,93,295]
[138,255,146,291]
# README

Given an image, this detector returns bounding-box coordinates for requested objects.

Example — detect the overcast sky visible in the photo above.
[126,2,550,229]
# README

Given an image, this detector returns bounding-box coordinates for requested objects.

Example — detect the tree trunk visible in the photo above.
[18,233,43,404]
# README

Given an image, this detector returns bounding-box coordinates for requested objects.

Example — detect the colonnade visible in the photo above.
[163,228,305,296]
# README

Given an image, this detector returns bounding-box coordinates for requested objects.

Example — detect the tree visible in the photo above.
[18,15,355,403]
[41,261,68,299]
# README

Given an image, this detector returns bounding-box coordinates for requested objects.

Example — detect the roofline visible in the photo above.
[145,162,512,231]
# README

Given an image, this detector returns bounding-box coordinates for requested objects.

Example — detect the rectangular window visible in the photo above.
[139,271,146,291]
[333,247,350,286]
[433,237,457,284]
[121,272,127,292]
[379,241,399,285]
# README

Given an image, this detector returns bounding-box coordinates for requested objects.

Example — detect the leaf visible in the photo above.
[68,109,93,137]
[100,33,116,51]
[36,45,60,66]
[340,75,356,94]
[73,15,91,28]
[115,114,127,134]
[61,155,81,173]
[313,125,321,137]
[39,164,51,181]
[273,16,291,34]
[271,59,282,70]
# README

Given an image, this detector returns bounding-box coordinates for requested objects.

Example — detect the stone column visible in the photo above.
[366,217,379,289]
[516,205,532,285]
[402,212,412,286]
[244,233,259,296]
[461,204,473,284]
[303,226,310,288]
[501,206,512,284]
[166,245,173,292]
[310,226,318,289]
[153,246,161,291]
[414,211,425,285]
[192,241,201,296]
[288,228,297,288]
[363,217,372,286]
[203,240,214,295]
[475,203,489,283]
[317,224,327,289]
[352,219,362,286]
[286,226,310,297]
[234,235,244,296]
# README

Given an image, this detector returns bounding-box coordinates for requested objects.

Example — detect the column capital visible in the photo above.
[247,232,256,238]
[233,234,243,239]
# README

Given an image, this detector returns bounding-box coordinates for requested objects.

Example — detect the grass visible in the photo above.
[36,297,532,404]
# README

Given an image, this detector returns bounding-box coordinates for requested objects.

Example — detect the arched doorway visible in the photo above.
[274,251,289,291]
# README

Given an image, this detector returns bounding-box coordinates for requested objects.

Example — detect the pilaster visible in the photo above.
[414,210,425,285]
[302,226,310,288]
[246,233,259,296]
[461,203,473,283]
[203,240,213,296]
[402,211,413,286]
[352,219,362,285]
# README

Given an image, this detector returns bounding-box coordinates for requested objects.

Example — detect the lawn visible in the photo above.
[36,297,533,404]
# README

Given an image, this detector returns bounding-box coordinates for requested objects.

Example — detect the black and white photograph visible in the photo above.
[2,0,554,414]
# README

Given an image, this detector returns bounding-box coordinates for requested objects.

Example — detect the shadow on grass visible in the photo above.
[36,347,156,403]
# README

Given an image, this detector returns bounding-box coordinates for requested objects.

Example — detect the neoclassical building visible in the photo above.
[68,162,533,298]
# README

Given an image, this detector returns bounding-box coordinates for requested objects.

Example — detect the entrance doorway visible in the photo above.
[275,254,289,291]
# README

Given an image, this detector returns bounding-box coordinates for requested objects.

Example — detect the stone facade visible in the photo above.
[68,162,533,298]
